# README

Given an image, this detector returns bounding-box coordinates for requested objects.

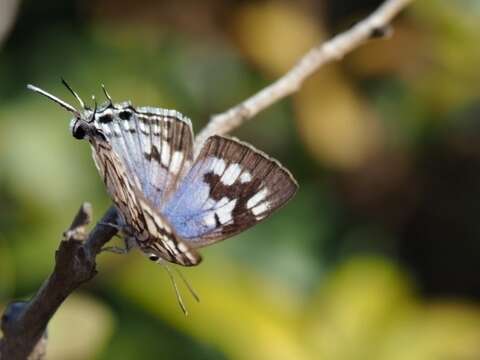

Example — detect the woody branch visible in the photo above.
[0,205,118,360]
[0,0,413,358]
[194,0,414,151]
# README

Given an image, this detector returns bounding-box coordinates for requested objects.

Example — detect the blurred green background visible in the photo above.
[2,0,480,359]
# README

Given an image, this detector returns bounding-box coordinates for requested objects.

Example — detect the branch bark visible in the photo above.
[0,0,413,358]
[194,0,413,151]
[0,205,118,360]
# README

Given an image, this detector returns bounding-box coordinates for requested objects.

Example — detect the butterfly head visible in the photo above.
[27,80,113,141]
[70,115,96,140]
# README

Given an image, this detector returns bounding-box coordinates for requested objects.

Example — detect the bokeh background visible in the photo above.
[1,0,480,359]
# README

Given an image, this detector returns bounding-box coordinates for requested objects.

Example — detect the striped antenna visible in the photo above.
[61,78,86,109]
[27,84,80,117]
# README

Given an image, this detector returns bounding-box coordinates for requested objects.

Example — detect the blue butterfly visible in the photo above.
[28,82,298,267]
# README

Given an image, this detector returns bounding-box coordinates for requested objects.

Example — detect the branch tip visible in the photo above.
[370,25,393,39]
[63,202,93,241]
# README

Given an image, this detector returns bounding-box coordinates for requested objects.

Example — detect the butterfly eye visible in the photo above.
[72,121,88,139]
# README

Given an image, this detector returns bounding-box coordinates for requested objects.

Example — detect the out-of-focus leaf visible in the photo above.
[0,236,14,299]
[109,255,311,360]
[377,302,480,360]
[48,293,114,360]
[410,0,480,112]
[306,257,414,360]
[295,70,384,169]
[232,2,321,75]
[0,100,96,210]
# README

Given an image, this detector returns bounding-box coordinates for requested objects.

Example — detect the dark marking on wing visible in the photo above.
[214,213,222,227]
[119,110,132,120]
[203,171,263,234]
[98,114,113,124]
[144,145,167,168]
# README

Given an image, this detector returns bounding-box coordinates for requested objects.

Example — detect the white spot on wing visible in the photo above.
[112,122,122,136]
[212,158,226,176]
[139,121,149,134]
[167,239,176,252]
[101,125,112,136]
[170,151,184,174]
[162,119,170,137]
[221,163,242,186]
[252,202,269,216]
[247,188,268,209]
[215,196,229,209]
[204,211,216,227]
[186,251,197,262]
[161,140,171,167]
[144,213,158,235]
[178,242,188,252]
[240,171,252,183]
[217,199,237,224]
[151,120,160,138]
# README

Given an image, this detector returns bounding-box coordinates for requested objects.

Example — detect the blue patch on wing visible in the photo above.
[162,158,217,240]
[162,135,298,248]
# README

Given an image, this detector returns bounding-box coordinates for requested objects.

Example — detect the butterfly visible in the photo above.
[28,81,298,285]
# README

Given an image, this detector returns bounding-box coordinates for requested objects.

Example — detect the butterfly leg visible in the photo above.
[101,246,128,255]
[98,221,126,242]
[99,221,125,254]
[100,221,137,255]
[99,221,123,232]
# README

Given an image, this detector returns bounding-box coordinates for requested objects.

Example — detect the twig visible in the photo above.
[0,0,20,47]
[0,205,118,360]
[0,0,413,358]
[194,0,413,151]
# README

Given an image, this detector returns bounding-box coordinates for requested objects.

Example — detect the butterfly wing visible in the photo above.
[93,104,194,209]
[162,135,298,247]
[90,135,201,266]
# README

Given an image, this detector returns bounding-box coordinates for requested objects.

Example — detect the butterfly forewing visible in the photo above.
[92,105,194,208]
[162,135,298,247]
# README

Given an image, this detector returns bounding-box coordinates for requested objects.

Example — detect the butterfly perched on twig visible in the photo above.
[28,81,298,312]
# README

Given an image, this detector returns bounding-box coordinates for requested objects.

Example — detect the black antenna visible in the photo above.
[101,84,113,105]
[61,78,86,109]
[27,84,81,117]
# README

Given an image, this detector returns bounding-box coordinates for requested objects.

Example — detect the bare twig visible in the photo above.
[0,0,20,47]
[0,0,413,358]
[194,0,413,151]
[0,205,118,360]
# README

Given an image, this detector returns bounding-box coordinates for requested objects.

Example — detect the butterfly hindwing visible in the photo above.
[162,135,298,247]
[135,195,201,266]
[92,105,194,209]
[90,134,201,266]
